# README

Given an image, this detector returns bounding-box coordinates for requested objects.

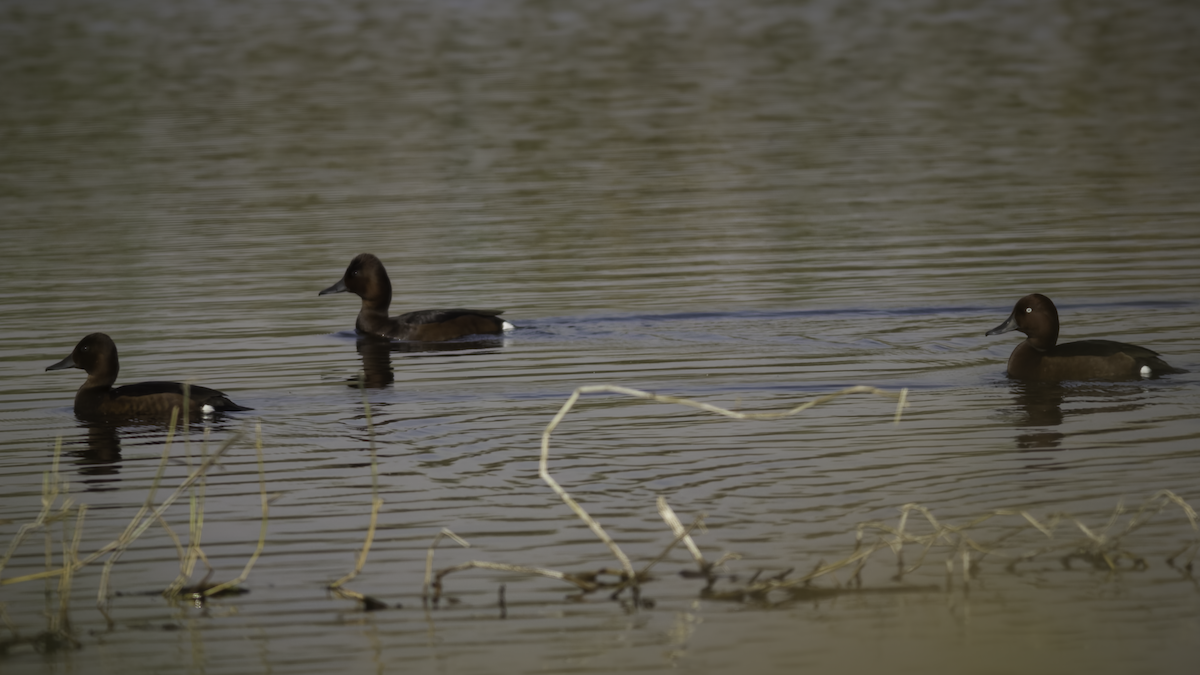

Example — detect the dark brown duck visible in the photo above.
[986,293,1184,381]
[46,333,251,420]
[319,253,513,341]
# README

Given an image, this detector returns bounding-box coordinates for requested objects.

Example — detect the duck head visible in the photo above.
[986,293,1060,351]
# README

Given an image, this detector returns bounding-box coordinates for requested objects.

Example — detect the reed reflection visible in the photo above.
[351,335,507,389]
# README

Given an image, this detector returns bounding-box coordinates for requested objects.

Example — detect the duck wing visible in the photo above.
[1056,340,1185,375]
[395,309,505,324]
[112,382,253,411]
[1054,339,1161,359]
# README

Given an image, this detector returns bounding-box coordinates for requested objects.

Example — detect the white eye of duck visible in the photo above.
[1025,307,1032,313]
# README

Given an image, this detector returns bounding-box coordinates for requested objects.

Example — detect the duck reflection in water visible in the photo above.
[350,335,506,389]
[1007,380,1157,451]
[1010,381,1066,450]
[65,417,240,489]
[71,420,123,484]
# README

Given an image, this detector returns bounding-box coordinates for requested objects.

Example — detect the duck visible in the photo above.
[319,253,513,341]
[985,293,1184,381]
[46,333,251,420]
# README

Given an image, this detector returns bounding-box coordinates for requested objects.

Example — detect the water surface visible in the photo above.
[2,1,1200,673]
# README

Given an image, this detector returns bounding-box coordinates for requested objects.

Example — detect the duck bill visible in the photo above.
[319,279,347,295]
[986,311,1019,336]
[46,354,78,371]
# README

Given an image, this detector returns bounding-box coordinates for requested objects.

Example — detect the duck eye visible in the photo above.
[1025,307,1032,313]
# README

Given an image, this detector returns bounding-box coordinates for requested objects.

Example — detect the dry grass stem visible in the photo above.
[0,422,248,645]
[0,439,74,583]
[201,422,271,597]
[92,421,241,611]
[328,497,383,594]
[324,378,388,609]
[693,491,1198,602]
[97,409,180,609]
[163,459,210,598]
[839,492,1200,583]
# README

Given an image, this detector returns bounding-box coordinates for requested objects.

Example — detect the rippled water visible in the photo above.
[3,0,1200,673]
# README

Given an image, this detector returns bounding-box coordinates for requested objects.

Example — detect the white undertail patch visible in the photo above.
[1139,365,1152,378]
[502,321,515,332]
[201,404,216,414]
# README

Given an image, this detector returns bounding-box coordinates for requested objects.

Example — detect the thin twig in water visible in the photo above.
[432,561,608,597]
[657,496,709,571]
[640,511,706,578]
[538,385,908,580]
[423,529,470,604]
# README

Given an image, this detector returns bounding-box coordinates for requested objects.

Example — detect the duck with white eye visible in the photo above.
[985,294,1184,381]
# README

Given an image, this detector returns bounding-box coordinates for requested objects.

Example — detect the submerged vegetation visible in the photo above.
[420,385,1197,606]
[2,383,1197,654]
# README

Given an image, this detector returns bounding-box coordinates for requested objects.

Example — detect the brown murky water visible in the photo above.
[3,1,1200,673]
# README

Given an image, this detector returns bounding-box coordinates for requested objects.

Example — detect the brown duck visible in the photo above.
[319,253,513,341]
[986,294,1183,381]
[46,333,251,420]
